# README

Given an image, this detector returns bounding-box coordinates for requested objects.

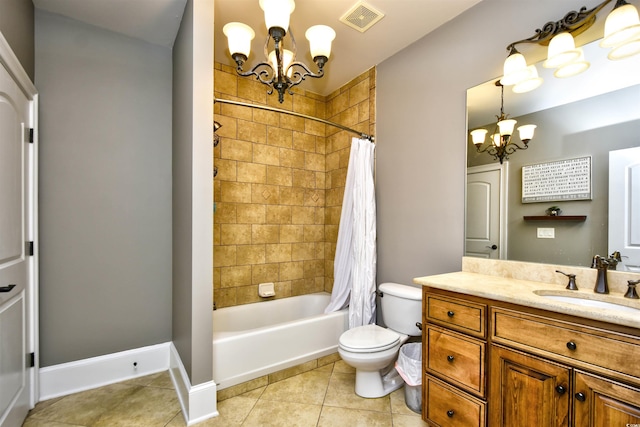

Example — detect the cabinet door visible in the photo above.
[490,345,570,427]
[574,370,640,426]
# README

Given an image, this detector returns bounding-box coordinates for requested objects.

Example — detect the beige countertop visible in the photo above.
[414,271,640,330]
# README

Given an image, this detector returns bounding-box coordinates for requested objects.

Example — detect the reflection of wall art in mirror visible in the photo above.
[522,156,592,203]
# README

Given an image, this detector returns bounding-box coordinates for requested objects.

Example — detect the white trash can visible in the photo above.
[395,342,422,414]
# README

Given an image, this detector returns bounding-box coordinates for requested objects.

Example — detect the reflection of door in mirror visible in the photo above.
[465,164,507,259]
[609,147,640,272]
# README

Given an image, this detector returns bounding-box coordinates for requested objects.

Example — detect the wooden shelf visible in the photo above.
[523,215,587,221]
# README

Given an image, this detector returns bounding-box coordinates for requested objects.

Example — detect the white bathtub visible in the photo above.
[212,292,348,390]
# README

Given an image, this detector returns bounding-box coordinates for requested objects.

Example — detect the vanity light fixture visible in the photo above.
[470,81,536,164]
[501,0,640,92]
[223,0,336,103]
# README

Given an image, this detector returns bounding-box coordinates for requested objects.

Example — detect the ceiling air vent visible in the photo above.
[339,1,385,33]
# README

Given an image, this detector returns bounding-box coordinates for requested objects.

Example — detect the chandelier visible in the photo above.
[500,0,640,93]
[223,0,336,103]
[470,81,537,164]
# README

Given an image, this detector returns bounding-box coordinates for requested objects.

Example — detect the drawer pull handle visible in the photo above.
[447,355,455,362]
[575,392,586,402]
[447,410,455,418]
[555,385,566,395]
[566,341,577,351]
[447,310,455,317]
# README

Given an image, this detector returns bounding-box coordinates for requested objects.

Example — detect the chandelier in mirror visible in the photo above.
[223,0,336,103]
[501,0,640,93]
[470,81,537,164]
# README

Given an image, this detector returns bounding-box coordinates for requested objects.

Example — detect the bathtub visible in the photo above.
[212,292,348,390]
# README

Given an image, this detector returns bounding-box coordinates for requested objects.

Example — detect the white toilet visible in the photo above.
[338,282,422,398]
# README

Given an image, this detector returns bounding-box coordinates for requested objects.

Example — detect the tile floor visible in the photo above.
[23,360,428,426]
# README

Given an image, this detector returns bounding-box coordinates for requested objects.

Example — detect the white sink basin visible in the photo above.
[534,292,640,314]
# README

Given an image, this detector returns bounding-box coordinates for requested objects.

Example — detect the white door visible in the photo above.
[0,35,37,427]
[465,164,507,259]
[609,147,640,272]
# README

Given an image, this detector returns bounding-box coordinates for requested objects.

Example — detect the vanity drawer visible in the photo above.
[491,308,640,379]
[426,326,486,397]
[425,375,486,427]
[425,293,486,338]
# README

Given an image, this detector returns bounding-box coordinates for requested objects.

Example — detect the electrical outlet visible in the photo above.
[537,227,555,239]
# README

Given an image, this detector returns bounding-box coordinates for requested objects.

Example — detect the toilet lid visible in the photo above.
[339,324,400,353]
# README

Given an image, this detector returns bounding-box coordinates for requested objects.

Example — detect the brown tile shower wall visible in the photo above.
[214,62,375,308]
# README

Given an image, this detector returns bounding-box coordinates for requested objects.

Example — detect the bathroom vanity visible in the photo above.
[414,258,640,427]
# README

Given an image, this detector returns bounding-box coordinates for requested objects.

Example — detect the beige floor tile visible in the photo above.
[240,386,266,399]
[92,385,180,427]
[166,394,258,427]
[390,387,419,415]
[242,400,322,427]
[332,359,355,374]
[323,372,391,413]
[27,383,140,426]
[260,369,331,405]
[317,406,392,427]
[121,371,169,387]
[392,413,429,427]
[147,371,175,389]
[313,363,334,374]
[22,419,86,427]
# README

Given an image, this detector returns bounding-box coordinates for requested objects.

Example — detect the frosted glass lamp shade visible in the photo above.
[259,0,296,32]
[497,119,517,137]
[513,65,543,93]
[543,33,581,68]
[470,129,488,146]
[269,49,294,77]
[608,37,640,59]
[223,22,255,57]
[305,25,336,59]
[501,52,530,85]
[517,124,536,141]
[554,48,590,78]
[491,133,501,147]
[601,3,640,48]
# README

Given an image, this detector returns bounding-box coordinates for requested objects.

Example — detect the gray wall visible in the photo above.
[376,0,590,284]
[172,0,213,385]
[0,0,34,80]
[468,89,640,266]
[35,10,173,366]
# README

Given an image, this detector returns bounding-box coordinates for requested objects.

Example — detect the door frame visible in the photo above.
[465,162,508,260]
[0,31,39,407]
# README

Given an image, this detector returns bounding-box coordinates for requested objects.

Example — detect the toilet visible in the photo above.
[338,282,422,398]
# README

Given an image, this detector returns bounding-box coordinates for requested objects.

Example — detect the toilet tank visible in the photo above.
[379,282,422,336]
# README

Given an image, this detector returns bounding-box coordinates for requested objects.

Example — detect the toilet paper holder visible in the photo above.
[258,282,276,298]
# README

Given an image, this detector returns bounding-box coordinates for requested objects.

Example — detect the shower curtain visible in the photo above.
[324,137,376,329]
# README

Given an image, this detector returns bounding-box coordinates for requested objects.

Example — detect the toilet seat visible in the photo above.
[339,324,400,353]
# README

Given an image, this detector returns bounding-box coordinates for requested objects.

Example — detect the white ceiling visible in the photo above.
[32,0,483,96]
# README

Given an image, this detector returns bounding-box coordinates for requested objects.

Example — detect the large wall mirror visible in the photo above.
[466,33,640,271]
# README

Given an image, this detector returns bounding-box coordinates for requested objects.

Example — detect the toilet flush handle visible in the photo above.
[415,322,422,331]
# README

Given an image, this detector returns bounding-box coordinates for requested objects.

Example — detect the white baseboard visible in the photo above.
[169,343,218,426]
[39,342,171,401]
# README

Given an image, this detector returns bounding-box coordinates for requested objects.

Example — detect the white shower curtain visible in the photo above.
[324,138,377,329]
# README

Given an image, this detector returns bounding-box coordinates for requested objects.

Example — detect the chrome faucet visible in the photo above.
[591,255,610,294]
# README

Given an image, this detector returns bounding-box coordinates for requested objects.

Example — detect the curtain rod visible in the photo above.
[214,97,375,143]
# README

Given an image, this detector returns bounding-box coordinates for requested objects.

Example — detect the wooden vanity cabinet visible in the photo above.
[422,291,488,426]
[422,287,640,427]
[489,345,570,426]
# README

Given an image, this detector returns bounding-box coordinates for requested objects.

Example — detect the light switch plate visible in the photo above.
[537,227,555,238]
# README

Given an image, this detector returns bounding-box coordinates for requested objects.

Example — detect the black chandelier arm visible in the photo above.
[236,61,278,94]
[287,61,325,86]
[503,141,529,154]
[505,0,614,52]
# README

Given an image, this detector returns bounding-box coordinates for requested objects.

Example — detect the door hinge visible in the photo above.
[26,241,34,256]
[29,352,35,368]
[29,128,34,143]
